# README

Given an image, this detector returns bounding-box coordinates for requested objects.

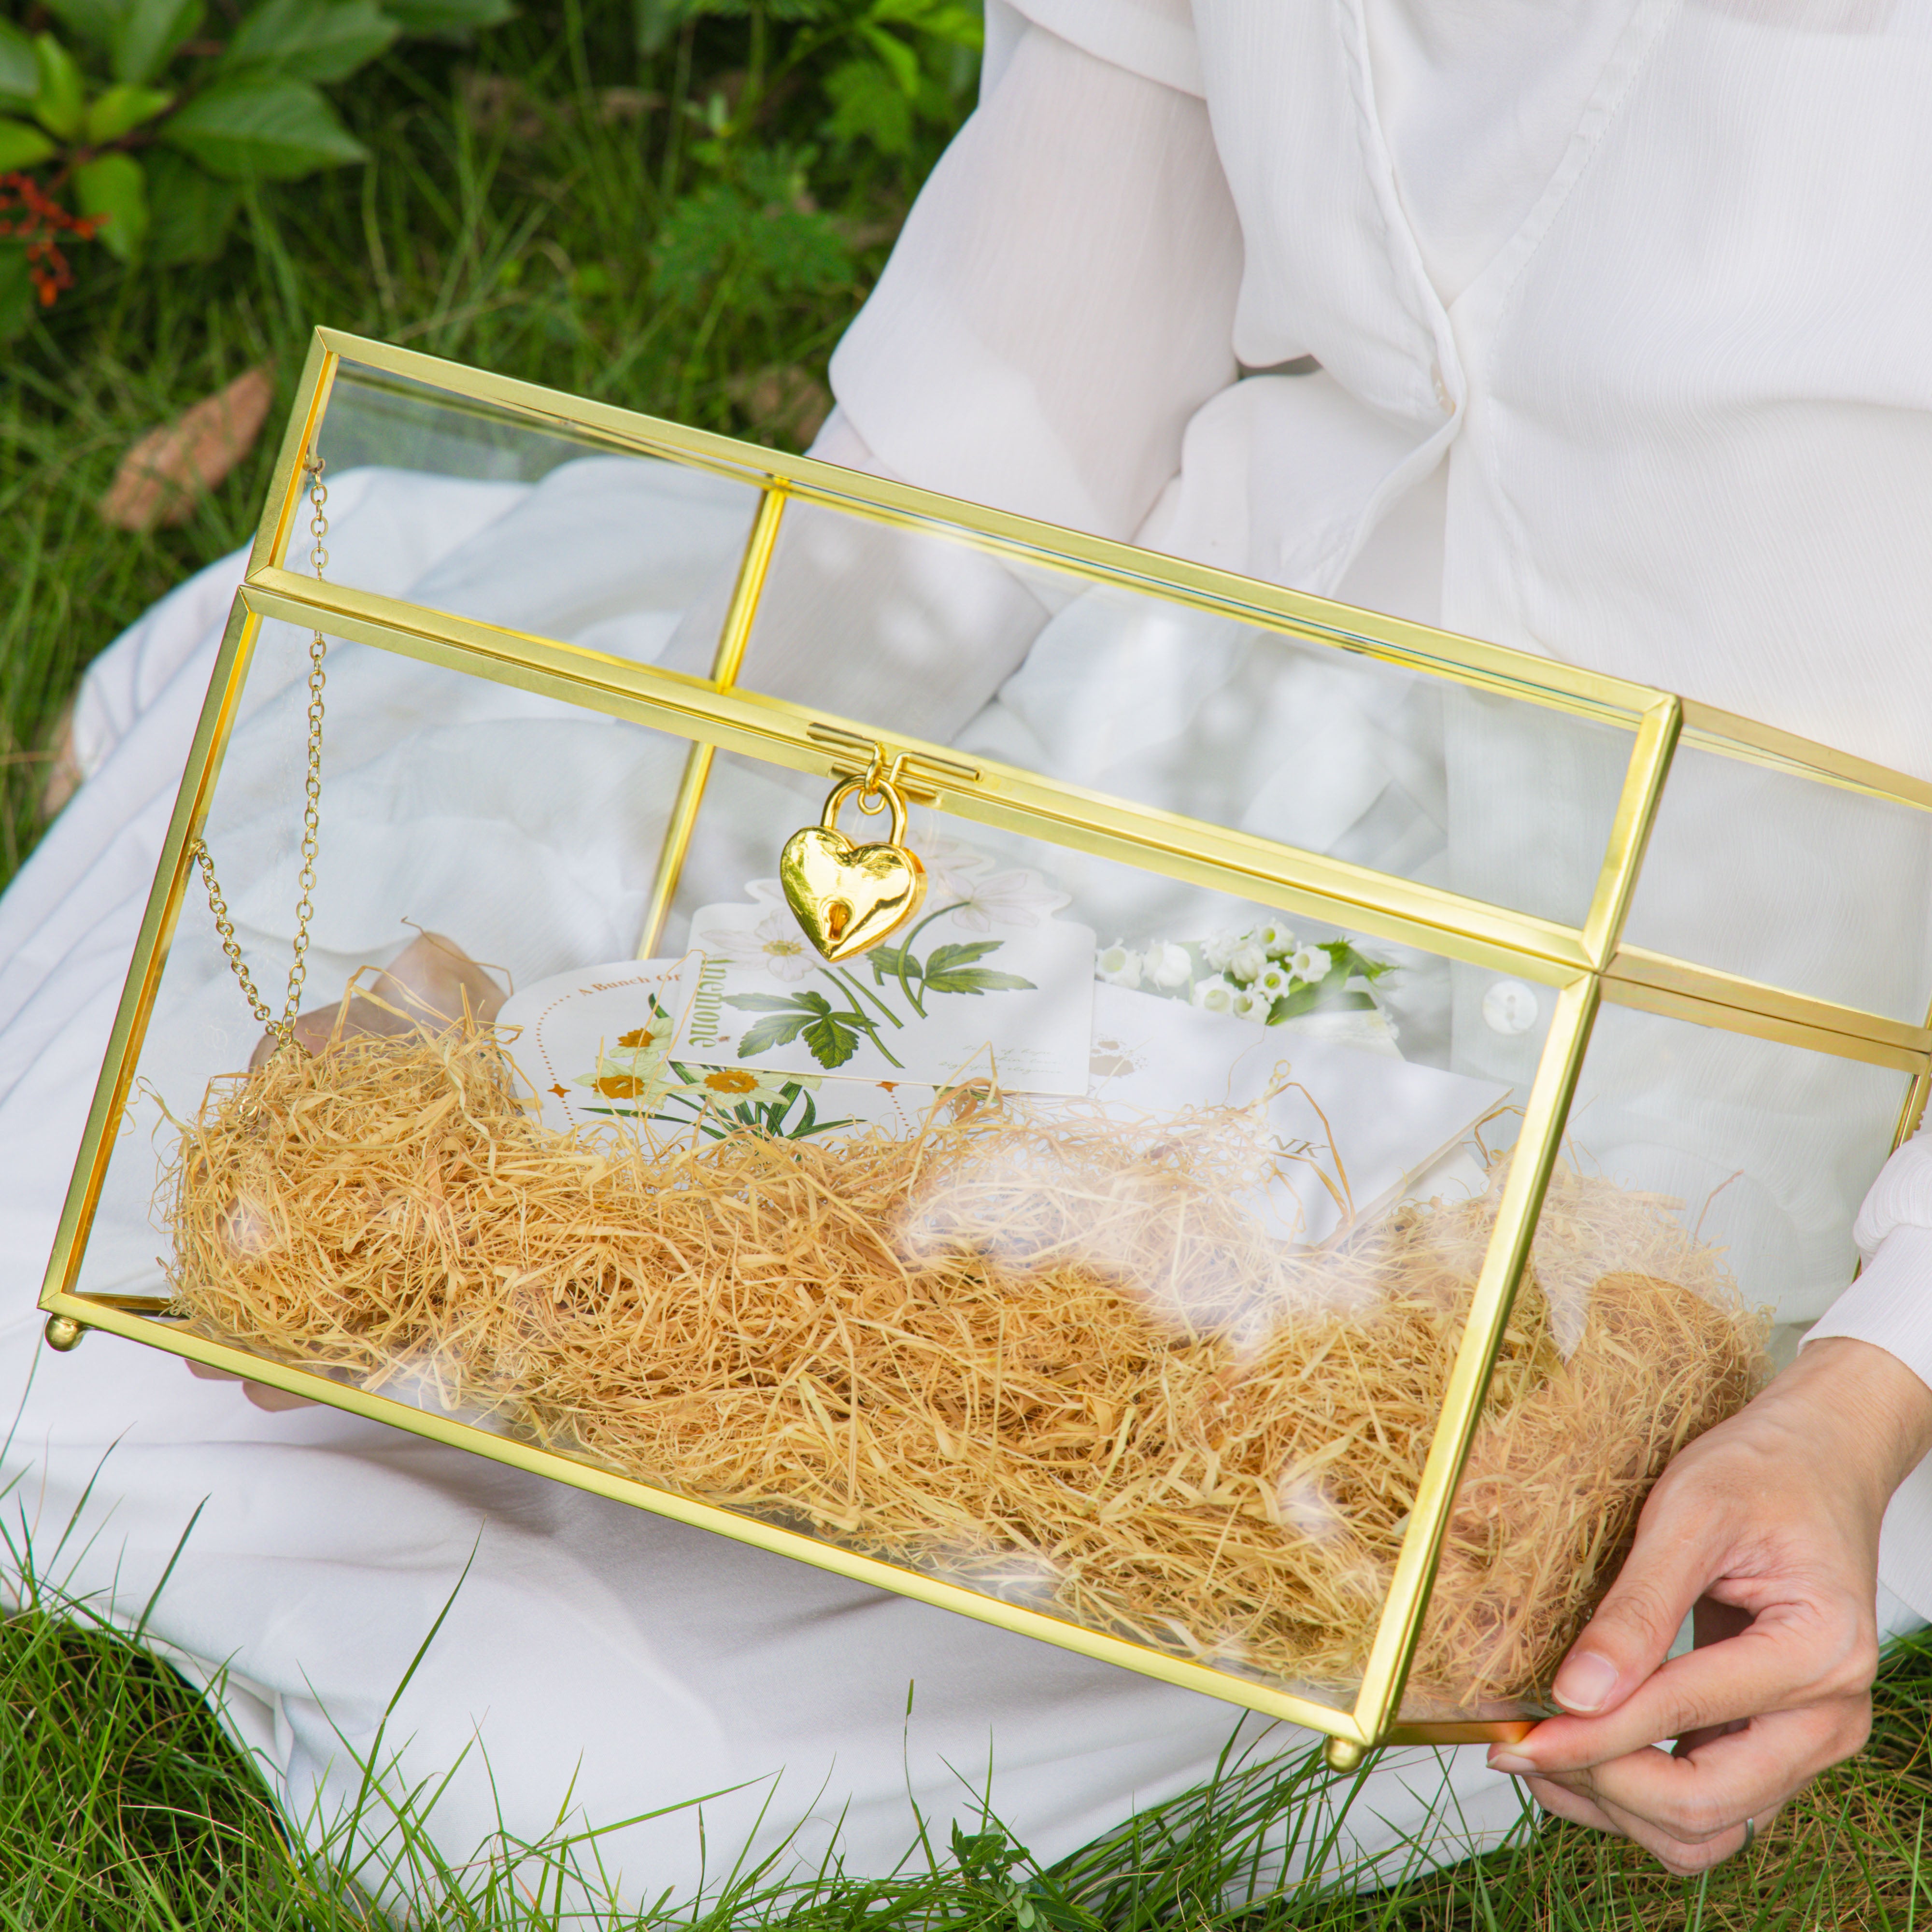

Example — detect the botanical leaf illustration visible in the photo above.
[867,939,921,986]
[722,909,1036,1063]
[866,925,1037,1012]
[800,1012,861,1067]
[929,939,1000,967]
[732,1084,854,1139]
[727,988,868,1069]
[734,1009,815,1056]
[921,941,1034,996]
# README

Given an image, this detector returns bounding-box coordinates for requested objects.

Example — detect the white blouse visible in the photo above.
[825,0,1932,1606]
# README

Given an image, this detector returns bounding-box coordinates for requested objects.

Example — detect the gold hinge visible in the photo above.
[805,724,980,806]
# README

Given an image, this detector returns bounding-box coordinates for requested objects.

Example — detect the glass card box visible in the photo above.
[38,328,1932,1765]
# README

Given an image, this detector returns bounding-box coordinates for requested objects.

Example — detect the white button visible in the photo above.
[1482,979,1539,1036]
[1431,362,1456,414]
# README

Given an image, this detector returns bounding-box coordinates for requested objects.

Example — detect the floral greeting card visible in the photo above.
[497,836,1096,1131]
[497,955,939,1140]
[683,837,1096,1095]
[497,958,1502,1258]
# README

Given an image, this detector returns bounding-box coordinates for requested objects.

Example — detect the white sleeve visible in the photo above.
[827,3,1242,544]
[1804,1132,1932,1391]
[998,0,1202,93]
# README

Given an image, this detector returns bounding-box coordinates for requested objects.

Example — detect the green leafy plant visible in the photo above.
[649,142,852,314]
[634,0,979,365]
[0,0,514,339]
[1101,924,1397,1033]
[0,0,982,891]
[635,0,980,158]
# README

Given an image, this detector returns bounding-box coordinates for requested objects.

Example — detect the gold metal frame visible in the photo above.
[39,330,1932,1762]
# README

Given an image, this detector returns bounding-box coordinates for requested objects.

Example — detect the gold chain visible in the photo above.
[189,454,330,1049]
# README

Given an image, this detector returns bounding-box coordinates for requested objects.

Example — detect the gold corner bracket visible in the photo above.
[1580,695,1680,970]
[248,334,339,583]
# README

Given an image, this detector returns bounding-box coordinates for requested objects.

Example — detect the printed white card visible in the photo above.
[682,851,1096,1095]
[498,953,941,1139]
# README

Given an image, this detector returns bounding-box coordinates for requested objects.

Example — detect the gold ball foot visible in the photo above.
[1323,1737,1370,1774]
[43,1314,85,1353]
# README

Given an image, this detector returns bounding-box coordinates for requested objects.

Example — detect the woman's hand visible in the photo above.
[1486,1335,1932,1873]
[186,1358,315,1411]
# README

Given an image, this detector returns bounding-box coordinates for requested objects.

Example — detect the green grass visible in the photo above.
[5,6,1931,1925]
[6,1553,1932,1928]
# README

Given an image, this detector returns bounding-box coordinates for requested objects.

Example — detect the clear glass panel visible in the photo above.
[75,618,696,1300]
[285,361,763,664]
[1403,998,1910,1722]
[89,621,1583,1718]
[1625,737,1932,1023]
[727,503,1642,930]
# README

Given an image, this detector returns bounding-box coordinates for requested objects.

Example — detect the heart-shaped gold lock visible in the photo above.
[780,775,927,962]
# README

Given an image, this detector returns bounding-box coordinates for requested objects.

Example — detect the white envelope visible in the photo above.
[1072,985,1510,1248]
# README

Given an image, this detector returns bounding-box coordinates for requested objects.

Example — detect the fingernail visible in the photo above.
[1552,1649,1619,1714]
[1487,1751,1535,1775]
